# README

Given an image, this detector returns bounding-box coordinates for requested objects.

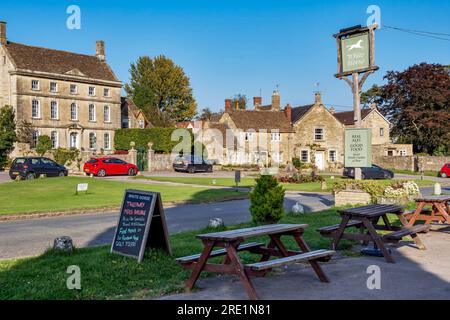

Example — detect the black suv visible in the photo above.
[173,155,213,173]
[9,157,68,180]
[343,164,394,180]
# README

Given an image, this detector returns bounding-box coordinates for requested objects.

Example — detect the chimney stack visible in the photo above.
[370,102,377,110]
[329,107,335,114]
[96,40,105,61]
[284,104,292,122]
[314,92,322,104]
[225,99,232,112]
[253,96,262,109]
[0,21,6,46]
[271,90,280,111]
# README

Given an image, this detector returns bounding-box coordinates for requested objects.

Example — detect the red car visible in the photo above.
[440,163,450,178]
[83,157,139,177]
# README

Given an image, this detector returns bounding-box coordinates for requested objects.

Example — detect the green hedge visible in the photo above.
[114,128,198,154]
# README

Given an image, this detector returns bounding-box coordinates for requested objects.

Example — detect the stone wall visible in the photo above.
[335,190,372,206]
[149,153,173,171]
[417,156,450,171]
[372,155,415,171]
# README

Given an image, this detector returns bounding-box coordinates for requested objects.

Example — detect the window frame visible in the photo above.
[88,104,96,122]
[31,80,39,91]
[70,84,78,94]
[103,105,111,122]
[103,88,110,97]
[50,131,59,149]
[31,130,40,149]
[50,101,58,120]
[49,82,58,93]
[300,150,309,163]
[329,149,337,163]
[70,103,78,121]
[88,86,96,96]
[89,132,97,150]
[380,127,384,137]
[31,99,41,119]
[271,132,281,141]
[314,127,324,141]
[104,133,111,150]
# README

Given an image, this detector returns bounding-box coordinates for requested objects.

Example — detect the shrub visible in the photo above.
[277,172,324,184]
[53,148,80,166]
[249,175,285,224]
[114,128,181,153]
[36,135,52,156]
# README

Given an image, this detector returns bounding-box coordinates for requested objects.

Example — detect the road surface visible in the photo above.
[0,192,333,260]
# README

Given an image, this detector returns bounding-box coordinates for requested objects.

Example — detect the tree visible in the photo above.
[35,135,52,156]
[378,63,450,155]
[249,175,285,224]
[197,107,213,121]
[0,106,17,167]
[124,55,197,124]
[16,120,34,144]
[361,84,384,109]
[231,94,247,110]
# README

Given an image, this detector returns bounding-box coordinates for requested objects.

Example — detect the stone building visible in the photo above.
[0,21,122,157]
[121,97,152,129]
[291,92,345,171]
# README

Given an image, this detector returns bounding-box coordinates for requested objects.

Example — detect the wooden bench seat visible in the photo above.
[402,209,432,216]
[317,221,363,235]
[383,225,430,241]
[176,242,263,264]
[245,249,335,271]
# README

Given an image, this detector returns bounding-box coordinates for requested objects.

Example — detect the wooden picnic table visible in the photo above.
[406,195,450,227]
[318,204,429,263]
[176,224,334,300]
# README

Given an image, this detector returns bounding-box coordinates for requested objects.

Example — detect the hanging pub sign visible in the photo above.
[334,24,379,77]
[111,189,171,262]
[344,128,372,168]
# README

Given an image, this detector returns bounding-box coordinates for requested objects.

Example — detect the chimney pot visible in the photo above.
[225,99,232,112]
[253,96,262,109]
[314,92,322,104]
[0,21,7,46]
[96,40,105,61]
[284,104,292,122]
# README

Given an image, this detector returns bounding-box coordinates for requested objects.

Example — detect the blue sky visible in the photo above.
[2,0,449,113]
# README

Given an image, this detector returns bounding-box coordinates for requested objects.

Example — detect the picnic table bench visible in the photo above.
[318,204,430,263]
[176,224,334,300]
[406,195,450,227]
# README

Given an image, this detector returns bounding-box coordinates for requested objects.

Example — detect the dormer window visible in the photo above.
[88,86,95,96]
[50,82,57,93]
[31,80,39,90]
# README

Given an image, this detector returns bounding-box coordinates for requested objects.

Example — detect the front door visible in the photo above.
[315,153,325,171]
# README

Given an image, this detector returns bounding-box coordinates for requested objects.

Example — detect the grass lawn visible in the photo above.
[390,169,440,177]
[0,177,246,216]
[137,176,434,192]
[0,208,364,300]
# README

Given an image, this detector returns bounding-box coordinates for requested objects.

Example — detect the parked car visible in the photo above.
[440,163,450,178]
[9,157,68,180]
[173,155,213,173]
[83,157,139,177]
[343,164,394,180]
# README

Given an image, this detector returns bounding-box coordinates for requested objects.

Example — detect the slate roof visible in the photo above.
[4,42,119,82]
[291,104,314,123]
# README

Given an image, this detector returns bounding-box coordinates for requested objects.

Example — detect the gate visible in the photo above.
[136,147,148,171]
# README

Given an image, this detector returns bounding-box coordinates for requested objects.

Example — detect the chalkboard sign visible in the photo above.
[111,189,171,262]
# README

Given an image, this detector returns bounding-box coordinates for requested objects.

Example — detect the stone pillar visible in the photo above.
[147,142,154,171]
[128,141,137,165]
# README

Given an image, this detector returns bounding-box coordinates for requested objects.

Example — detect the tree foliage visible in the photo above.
[124,55,197,125]
[361,63,450,155]
[231,94,247,110]
[249,175,285,224]
[0,106,17,167]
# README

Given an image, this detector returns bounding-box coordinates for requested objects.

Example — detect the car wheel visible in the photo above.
[442,173,447,178]
[361,173,366,180]
[58,171,65,177]
[128,168,136,176]
[207,166,213,173]
[188,167,195,174]
[97,169,106,177]
[26,172,35,180]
